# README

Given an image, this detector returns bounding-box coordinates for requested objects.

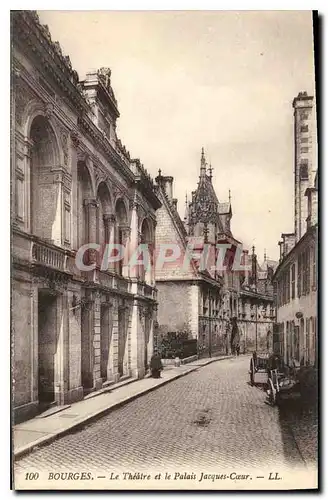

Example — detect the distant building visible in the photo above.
[273,91,318,366]
[155,149,276,355]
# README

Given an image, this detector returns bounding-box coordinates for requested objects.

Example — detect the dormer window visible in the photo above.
[300,161,309,180]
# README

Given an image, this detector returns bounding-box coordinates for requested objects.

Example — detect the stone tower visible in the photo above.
[293,91,316,242]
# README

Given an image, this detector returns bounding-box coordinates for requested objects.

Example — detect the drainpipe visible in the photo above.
[255,302,258,351]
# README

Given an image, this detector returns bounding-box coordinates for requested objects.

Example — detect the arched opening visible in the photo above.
[30,115,60,241]
[140,218,153,284]
[97,182,112,246]
[77,162,94,393]
[266,329,272,352]
[77,161,93,248]
[115,199,128,276]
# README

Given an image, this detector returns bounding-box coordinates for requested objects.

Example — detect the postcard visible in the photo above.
[11,10,318,490]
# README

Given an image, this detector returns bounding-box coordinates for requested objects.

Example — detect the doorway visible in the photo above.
[38,290,58,408]
[118,307,127,377]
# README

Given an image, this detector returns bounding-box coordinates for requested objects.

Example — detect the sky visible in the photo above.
[38,10,316,262]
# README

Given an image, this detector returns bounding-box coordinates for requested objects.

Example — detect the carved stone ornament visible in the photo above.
[14,81,35,126]
[44,102,54,119]
[94,165,105,186]
[98,67,112,89]
[59,126,69,166]
[70,131,81,149]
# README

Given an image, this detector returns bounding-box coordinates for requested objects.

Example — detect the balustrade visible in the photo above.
[31,241,66,270]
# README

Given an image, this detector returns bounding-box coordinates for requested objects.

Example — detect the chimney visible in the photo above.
[305,187,318,229]
[155,170,174,201]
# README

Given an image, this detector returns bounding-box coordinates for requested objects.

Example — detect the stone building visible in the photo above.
[11,11,161,422]
[154,169,225,356]
[273,91,318,366]
[155,149,276,355]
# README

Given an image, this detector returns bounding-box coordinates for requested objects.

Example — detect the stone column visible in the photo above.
[92,291,103,390]
[130,300,144,378]
[129,203,139,280]
[70,135,79,250]
[30,281,38,406]
[106,302,114,382]
[111,301,120,382]
[121,226,131,278]
[23,138,34,233]
[151,222,156,285]
[83,198,98,265]
[147,306,155,364]
[54,292,69,405]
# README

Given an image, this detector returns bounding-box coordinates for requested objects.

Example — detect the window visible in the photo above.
[301,137,308,143]
[301,147,309,153]
[301,249,311,296]
[297,254,302,297]
[301,125,308,133]
[306,249,311,294]
[312,247,317,290]
[291,263,296,299]
[302,252,306,295]
[283,271,287,304]
[300,162,309,180]
[300,112,309,120]
[286,267,290,303]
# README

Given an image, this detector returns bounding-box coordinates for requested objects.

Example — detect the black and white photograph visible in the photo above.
[10,9,319,490]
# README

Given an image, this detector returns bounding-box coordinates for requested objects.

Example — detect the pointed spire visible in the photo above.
[229,189,231,204]
[252,245,255,256]
[184,192,189,223]
[200,147,206,178]
[264,248,267,262]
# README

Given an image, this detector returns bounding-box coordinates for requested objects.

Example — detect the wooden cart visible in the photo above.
[249,352,270,386]
[267,359,317,406]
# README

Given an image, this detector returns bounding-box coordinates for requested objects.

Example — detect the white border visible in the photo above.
[1,4,326,499]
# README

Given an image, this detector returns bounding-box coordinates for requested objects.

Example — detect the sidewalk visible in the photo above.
[14,355,231,459]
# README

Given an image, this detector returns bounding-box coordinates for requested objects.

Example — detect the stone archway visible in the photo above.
[77,161,94,248]
[29,115,61,243]
[115,198,129,276]
[140,218,154,284]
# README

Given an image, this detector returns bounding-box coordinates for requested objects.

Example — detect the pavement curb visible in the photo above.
[14,355,231,460]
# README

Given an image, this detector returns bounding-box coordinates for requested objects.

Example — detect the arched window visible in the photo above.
[115,199,128,276]
[140,218,153,284]
[30,116,60,242]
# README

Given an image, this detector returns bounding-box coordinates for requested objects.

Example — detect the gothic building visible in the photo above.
[11,11,161,423]
[155,149,277,355]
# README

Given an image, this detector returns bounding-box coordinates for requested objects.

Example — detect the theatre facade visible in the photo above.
[11,11,161,422]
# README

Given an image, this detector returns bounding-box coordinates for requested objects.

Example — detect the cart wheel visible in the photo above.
[268,378,277,406]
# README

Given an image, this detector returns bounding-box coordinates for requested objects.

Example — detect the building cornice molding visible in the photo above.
[12,11,91,116]
[273,224,318,280]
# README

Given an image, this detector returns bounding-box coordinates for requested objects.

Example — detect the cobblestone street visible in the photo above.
[15,357,317,477]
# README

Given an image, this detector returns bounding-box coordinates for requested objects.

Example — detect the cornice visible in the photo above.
[12,11,91,117]
[77,115,135,186]
[273,224,318,280]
